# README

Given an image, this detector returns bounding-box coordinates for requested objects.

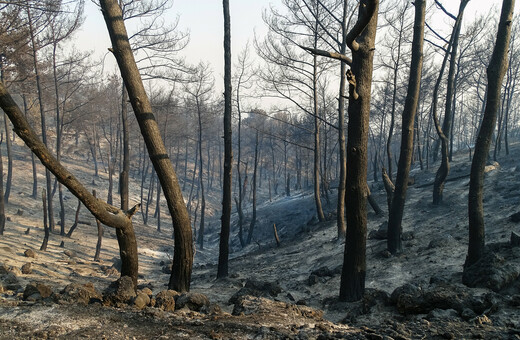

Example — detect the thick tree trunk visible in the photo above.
[466,0,514,269]
[387,0,425,254]
[100,0,193,292]
[340,0,378,302]
[218,0,233,279]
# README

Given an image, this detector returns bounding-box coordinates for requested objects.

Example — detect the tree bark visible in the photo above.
[466,0,514,268]
[218,0,233,279]
[432,0,469,205]
[106,0,195,291]
[40,189,49,251]
[387,0,425,254]
[340,0,378,302]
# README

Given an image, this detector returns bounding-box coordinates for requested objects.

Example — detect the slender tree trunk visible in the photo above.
[247,131,259,244]
[387,0,425,254]
[218,0,233,279]
[3,114,12,204]
[433,0,469,204]
[40,189,49,251]
[336,0,348,239]
[0,142,5,235]
[66,199,81,238]
[101,0,193,292]
[466,0,514,269]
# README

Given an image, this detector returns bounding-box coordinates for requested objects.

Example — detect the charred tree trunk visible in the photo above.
[100,0,193,292]
[466,0,514,269]
[340,0,379,302]
[40,189,49,251]
[218,0,233,279]
[387,0,425,254]
[247,131,260,244]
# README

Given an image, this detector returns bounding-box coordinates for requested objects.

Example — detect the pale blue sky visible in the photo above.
[75,0,514,90]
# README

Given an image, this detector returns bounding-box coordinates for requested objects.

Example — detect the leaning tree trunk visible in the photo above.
[387,0,425,254]
[100,0,193,292]
[218,0,233,279]
[432,0,469,205]
[339,0,379,302]
[465,0,514,269]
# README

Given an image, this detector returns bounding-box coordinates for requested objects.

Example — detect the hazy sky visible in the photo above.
[76,0,514,90]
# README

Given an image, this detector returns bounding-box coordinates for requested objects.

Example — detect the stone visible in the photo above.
[462,243,520,292]
[24,249,36,258]
[63,249,77,258]
[23,282,53,301]
[133,292,151,310]
[232,295,323,320]
[368,222,388,240]
[0,262,9,275]
[426,308,459,321]
[60,283,102,305]
[103,276,136,305]
[155,290,179,312]
[307,275,319,286]
[244,279,282,297]
[176,292,210,312]
[310,266,334,277]
[21,263,32,275]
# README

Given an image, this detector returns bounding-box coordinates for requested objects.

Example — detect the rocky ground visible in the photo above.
[0,138,519,339]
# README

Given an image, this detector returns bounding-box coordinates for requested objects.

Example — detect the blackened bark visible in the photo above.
[218,0,233,279]
[466,0,514,268]
[102,0,193,291]
[340,0,378,302]
[387,0,425,254]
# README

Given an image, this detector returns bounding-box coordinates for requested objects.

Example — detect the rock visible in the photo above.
[311,266,334,277]
[426,308,459,321]
[462,243,520,292]
[133,292,151,310]
[21,263,32,275]
[63,249,77,258]
[1,272,21,291]
[307,275,319,286]
[394,283,487,315]
[161,264,172,274]
[176,292,210,312]
[362,288,390,313]
[390,283,421,305]
[428,234,456,249]
[60,283,102,305]
[232,295,323,321]
[155,290,179,312]
[510,212,520,223]
[244,279,282,297]
[16,209,23,216]
[103,276,136,305]
[24,249,36,258]
[461,308,477,321]
[511,231,520,246]
[23,282,53,301]
[484,161,499,173]
[229,287,260,305]
[140,287,153,297]
[368,222,388,240]
[0,263,10,275]
[401,231,415,241]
